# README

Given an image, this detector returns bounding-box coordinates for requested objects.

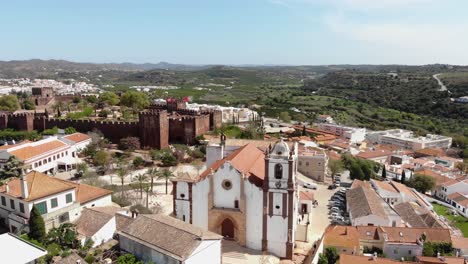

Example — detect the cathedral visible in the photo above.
[172,138,299,259]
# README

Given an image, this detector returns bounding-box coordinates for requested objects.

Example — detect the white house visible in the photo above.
[0,233,47,264]
[435,179,468,202]
[172,139,299,259]
[446,192,468,217]
[0,133,91,174]
[118,214,223,264]
[0,170,112,233]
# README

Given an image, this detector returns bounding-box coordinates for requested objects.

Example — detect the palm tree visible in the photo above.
[135,173,147,199]
[146,167,159,192]
[158,169,174,194]
[143,185,151,209]
[116,164,128,197]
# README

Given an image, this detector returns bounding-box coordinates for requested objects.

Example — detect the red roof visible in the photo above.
[198,143,265,186]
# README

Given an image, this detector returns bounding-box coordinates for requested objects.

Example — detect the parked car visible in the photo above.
[330,212,340,218]
[328,184,337,190]
[332,215,345,222]
[303,183,317,190]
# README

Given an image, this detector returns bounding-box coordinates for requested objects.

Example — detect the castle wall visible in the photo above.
[8,113,34,131]
[139,110,169,149]
[39,118,140,144]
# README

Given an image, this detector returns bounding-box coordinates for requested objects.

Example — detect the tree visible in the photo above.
[401,170,406,184]
[294,113,307,123]
[135,173,147,198]
[64,127,77,134]
[93,150,110,168]
[99,91,120,106]
[328,159,343,178]
[382,167,387,179]
[161,152,177,166]
[117,253,143,264]
[318,253,328,264]
[28,206,46,242]
[406,174,436,193]
[75,163,88,178]
[146,167,159,192]
[0,156,23,180]
[0,95,20,111]
[45,223,79,249]
[119,137,141,152]
[279,111,291,123]
[120,91,149,112]
[23,99,35,110]
[133,156,145,168]
[117,163,129,197]
[324,247,339,264]
[349,162,365,180]
[159,169,174,194]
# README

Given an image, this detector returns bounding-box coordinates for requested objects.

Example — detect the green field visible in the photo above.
[432,203,468,237]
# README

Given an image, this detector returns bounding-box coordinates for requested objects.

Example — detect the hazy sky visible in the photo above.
[1,0,467,65]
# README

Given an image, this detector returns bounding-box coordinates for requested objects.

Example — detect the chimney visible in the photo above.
[20,169,28,199]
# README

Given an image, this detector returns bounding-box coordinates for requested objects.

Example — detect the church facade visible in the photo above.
[172,139,299,259]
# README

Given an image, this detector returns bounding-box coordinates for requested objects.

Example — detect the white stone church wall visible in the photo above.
[192,179,210,230]
[244,181,263,250]
[267,215,288,257]
[213,164,241,209]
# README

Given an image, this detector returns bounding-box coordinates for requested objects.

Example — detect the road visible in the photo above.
[433,73,451,93]
[296,173,336,242]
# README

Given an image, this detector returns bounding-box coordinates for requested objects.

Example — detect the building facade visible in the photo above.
[172,140,299,259]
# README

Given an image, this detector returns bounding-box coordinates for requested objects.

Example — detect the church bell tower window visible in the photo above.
[274,164,283,179]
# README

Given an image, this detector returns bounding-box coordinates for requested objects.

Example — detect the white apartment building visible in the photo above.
[0,170,112,233]
[318,123,366,144]
[0,133,91,174]
[186,103,259,123]
[366,129,452,150]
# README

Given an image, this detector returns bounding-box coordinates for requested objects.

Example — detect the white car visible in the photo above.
[303,183,317,190]
[332,215,345,222]
[330,212,340,218]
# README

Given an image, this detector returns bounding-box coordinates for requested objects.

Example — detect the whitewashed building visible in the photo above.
[0,170,112,233]
[0,133,91,174]
[118,214,222,264]
[173,139,299,259]
[318,123,366,144]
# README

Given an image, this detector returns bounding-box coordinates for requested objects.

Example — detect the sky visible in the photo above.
[1,0,468,65]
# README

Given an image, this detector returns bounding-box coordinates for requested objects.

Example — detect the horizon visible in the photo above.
[1,0,468,65]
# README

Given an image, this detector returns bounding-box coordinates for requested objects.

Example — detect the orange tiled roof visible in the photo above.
[416,256,466,264]
[356,226,451,244]
[323,225,360,249]
[415,148,446,157]
[63,133,91,143]
[60,180,112,204]
[340,254,417,264]
[299,191,314,201]
[0,140,31,150]
[0,171,75,201]
[198,143,265,186]
[9,140,68,161]
[373,180,398,193]
[451,236,468,249]
[356,149,392,159]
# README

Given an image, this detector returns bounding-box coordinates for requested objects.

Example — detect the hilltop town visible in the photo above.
[0,72,466,264]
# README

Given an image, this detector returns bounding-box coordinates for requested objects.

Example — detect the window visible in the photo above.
[306,162,309,166]
[66,193,72,203]
[234,200,239,209]
[408,250,412,255]
[393,249,398,254]
[222,180,232,190]
[48,157,51,162]
[43,159,47,164]
[1,196,5,206]
[35,202,47,215]
[19,203,25,213]
[274,164,283,179]
[10,199,15,210]
[61,153,64,157]
[182,215,186,221]
[53,156,55,161]
[51,198,58,208]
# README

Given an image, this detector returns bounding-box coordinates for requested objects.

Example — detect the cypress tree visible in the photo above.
[401,170,406,184]
[382,167,387,179]
[28,206,46,242]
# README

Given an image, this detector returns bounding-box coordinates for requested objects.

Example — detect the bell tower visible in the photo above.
[262,139,298,259]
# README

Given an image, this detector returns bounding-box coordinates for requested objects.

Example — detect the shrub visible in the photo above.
[84,254,95,264]
[161,152,177,166]
[119,137,141,152]
[133,156,145,168]
[64,127,77,134]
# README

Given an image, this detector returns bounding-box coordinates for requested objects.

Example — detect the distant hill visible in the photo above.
[0,59,211,78]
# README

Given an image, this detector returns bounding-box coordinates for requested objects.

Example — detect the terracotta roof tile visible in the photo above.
[323,225,360,249]
[347,186,388,220]
[0,140,31,150]
[198,143,265,186]
[356,149,392,159]
[299,191,314,201]
[63,133,91,143]
[416,256,466,264]
[75,208,114,237]
[0,171,75,201]
[119,214,222,261]
[9,140,68,161]
[356,226,451,244]
[340,254,417,264]
[60,180,112,204]
[451,236,468,249]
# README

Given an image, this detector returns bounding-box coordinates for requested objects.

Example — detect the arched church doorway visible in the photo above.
[221,218,234,239]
